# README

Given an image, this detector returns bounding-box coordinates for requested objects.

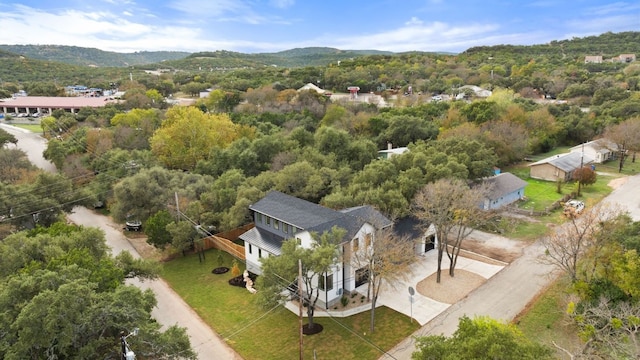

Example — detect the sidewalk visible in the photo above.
[284,250,506,326]
[377,251,505,325]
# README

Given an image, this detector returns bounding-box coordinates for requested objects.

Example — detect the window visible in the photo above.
[283,223,289,233]
[296,238,302,246]
[248,244,253,254]
[266,217,271,226]
[274,219,279,230]
[319,273,334,291]
[258,249,262,258]
[256,213,262,223]
[365,233,372,248]
[352,238,359,252]
[292,226,298,234]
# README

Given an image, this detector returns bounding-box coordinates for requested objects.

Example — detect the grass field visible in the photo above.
[161,250,420,360]
[515,276,581,360]
[3,123,43,133]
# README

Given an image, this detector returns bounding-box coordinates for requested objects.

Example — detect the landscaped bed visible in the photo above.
[161,249,420,360]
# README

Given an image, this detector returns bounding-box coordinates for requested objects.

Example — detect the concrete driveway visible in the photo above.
[382,173,640,360]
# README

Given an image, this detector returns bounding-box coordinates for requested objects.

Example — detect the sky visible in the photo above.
[0,1,639,54]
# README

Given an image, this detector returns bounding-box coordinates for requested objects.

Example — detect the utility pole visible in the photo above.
[299,259,304,360]
[577,143,584,196]
[174,192,180,221]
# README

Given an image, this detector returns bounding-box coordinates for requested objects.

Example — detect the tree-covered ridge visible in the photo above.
[0,44,191,67]
[463,31,640,62]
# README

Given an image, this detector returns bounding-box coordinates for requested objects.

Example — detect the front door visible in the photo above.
[355,267,369,288]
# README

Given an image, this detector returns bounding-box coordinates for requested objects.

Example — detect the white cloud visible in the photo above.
[270,0,295,9]
[405,17,423,26]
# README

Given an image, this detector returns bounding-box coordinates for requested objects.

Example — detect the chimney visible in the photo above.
[387,142,393,150]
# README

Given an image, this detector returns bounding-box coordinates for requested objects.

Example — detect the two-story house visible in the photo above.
[239,190,394,308]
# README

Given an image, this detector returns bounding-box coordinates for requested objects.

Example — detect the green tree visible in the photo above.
[412,316,553,360]
[0,224,193,359]
[144,210,174,249]
[0,127,17,147]
[150,106,252,170]
[257,227,344,332]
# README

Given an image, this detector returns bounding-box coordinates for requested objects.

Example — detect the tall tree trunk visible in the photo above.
[307,305,315,329]
[436,247,443,283]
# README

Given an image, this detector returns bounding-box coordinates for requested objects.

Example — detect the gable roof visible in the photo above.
[250,190,342,230]
[529,152,594,172]
[569,139,618,154]
[249,191,391,242]
[483,172,528,200]
[297,83,326,93]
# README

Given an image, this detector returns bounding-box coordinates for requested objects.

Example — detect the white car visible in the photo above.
[564,200,585,214]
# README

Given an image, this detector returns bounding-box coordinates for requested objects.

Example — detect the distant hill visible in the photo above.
[0,45,191,67]
[462,31,640,63]
[0,44,392,69]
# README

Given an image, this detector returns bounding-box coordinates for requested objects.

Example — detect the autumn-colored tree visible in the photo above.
[150,106,254,170]
[349,228,416,332]
[413,178,490,283]
[603,117,640,172]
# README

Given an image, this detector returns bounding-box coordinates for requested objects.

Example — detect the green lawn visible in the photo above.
[161,250,420,360]
[4,123,43,133]
[515,276,582,360]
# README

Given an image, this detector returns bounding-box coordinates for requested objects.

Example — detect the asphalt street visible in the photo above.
[382,173,640,360]
[5,124,241,360]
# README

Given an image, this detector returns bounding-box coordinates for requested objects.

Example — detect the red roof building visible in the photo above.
[1,96,118,115]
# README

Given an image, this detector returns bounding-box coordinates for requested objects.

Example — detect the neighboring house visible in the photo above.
[378,142,409,159]
[585,55,603,64]
[569,139,619,164]
[617,54,636,63]
[480,172,528,210]
[529,152,595,182]
[457,85,492,98]
[239,190,393,308]
[297,83,328,94]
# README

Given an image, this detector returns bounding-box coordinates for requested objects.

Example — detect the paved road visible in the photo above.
[6,124,242,360]
[68,207,242,360]
[1,123,56,172]
[383,173,640,359]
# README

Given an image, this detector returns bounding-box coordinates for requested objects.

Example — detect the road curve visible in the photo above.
[67,207,242,360]
[5,124,242,360]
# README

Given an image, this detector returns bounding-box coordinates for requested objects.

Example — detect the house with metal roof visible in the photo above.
[569,139,619,164]
[239,190,393,308]
[529,152,595,182]
[480,172,528,210]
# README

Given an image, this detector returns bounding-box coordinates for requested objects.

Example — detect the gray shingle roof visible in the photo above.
[529,152,594,172]
[484,172,528,200]
[246,191,392,244]
[238,227,285,255]
[340,205,394,229]
[249,190,342,229]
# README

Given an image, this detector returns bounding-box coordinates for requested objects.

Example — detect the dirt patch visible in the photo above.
[607,176,628,190]
[416,269,486,304]
[123,233,167,261]
[459,240,521,264]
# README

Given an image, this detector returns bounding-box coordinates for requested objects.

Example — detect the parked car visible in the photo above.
[564,200,585,214]
[125,220,142,231]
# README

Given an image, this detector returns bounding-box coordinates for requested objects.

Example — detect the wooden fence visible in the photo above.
[200,224,254,260]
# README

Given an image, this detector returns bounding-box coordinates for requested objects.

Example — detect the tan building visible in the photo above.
[584,55,603,64]
[529,152,594,182]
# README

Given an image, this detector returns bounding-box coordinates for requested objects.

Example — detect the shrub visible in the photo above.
[231,259,241,277]
[341,296,349,307]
